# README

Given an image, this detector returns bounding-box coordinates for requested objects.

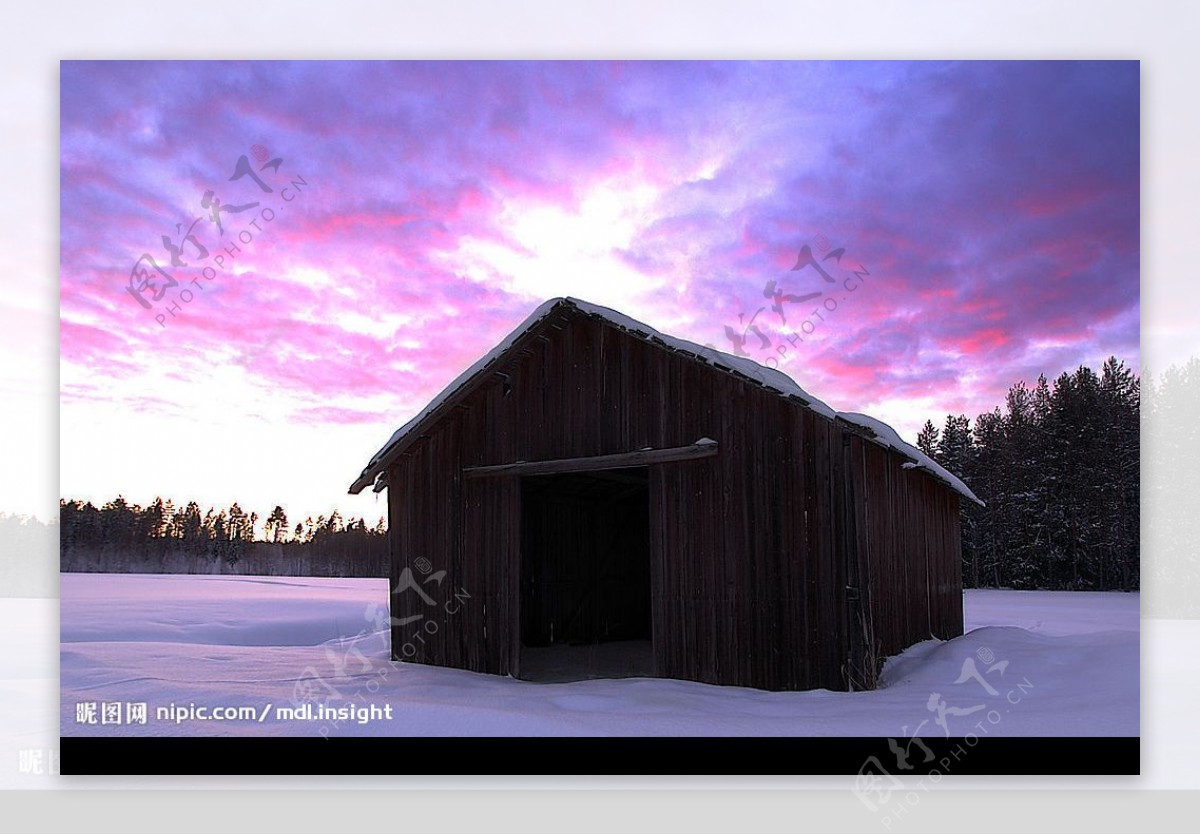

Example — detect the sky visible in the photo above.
[58,60,1140,529]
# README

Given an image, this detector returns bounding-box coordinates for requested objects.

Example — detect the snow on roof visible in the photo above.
[835,412,980,504]
[349,297,982,505]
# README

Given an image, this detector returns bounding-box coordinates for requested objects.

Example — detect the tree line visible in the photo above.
[1142,356,1200,616]
[917,356,1139,591]
[59,497,388,577]
[0,512,57,596]
[35,354,1180,600]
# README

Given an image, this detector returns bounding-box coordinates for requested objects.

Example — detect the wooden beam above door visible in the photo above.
[462,439,719,479]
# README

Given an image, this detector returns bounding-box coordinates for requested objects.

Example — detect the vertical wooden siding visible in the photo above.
[386,309,963,691]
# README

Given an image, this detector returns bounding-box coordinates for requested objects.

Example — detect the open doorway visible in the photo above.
[518,466,653,682]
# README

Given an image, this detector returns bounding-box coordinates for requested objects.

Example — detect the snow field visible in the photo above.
[58,574,1138,738]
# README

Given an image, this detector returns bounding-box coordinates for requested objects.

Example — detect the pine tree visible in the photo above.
[921,359,1140,592]
[265,505,289,544]
[916,420,939,457]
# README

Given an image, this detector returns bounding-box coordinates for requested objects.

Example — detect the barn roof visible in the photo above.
[349,297,982,505]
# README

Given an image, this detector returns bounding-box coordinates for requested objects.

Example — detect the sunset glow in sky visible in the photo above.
[59,60,1140,526]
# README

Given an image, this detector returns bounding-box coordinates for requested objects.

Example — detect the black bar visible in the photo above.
[60,736,1139,776]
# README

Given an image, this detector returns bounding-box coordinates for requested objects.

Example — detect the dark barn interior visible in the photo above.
[518,467,653,682]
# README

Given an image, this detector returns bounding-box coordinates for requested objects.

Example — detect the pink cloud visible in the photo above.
[59,60,1138,448]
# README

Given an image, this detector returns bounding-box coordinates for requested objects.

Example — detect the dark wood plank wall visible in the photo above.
[851,437,965,663]
[386,307,964,691]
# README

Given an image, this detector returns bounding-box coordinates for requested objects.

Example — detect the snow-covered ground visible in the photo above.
[54,574,1138,739]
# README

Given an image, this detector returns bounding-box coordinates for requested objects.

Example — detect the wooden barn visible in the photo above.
[349,297,981,692]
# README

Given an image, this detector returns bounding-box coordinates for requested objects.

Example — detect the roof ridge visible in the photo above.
[349,297,981,505]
